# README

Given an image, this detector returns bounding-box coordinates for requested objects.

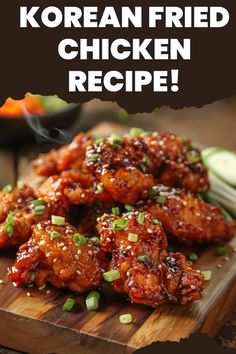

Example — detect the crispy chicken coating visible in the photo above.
[32,132,94,176]
[97,211,204,306]
[84,132,208,204]
[124,254,204,307]
[9,220,108,292]
[139,185,236,244]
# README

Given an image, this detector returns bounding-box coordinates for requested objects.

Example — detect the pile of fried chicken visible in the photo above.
[1,128,235,308]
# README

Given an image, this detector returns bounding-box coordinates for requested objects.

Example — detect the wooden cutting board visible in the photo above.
[0,122,236,354]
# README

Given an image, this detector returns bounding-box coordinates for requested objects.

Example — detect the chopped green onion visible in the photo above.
[137,213,145,225]
[130,127,144,137]
[87,290,100,301]
[73,233,87,245]
[124,204,135,212]
[96,183,104,193]
[34,205,45,215]
[186,152,200,163]
[103,270,120,282]
[143,156,152,165]
[86,297,99,311]
[202,270,212,282]
[188,253,198,262]
[17,181,24,190]
[3,184,13,193]
[152,218,160,225]
[51,215,65,226]
[89,154,99,163]
[128,233,138,243]
[95,137,103,145]
[5,210,23,237]
[167,246,176,253]
[63,298,75,312]
[220,208,233,221]
[148,187,158,198]
[51,231,61,239]
[30,199,46,206]
[111,218,128,231]
[215,246,227,256]
[119,314,133,325]
[109,134,122,145]
[89,237,100,245]
[139,164,147,173]
[137,255,151,262]
[112,207,120,216]
[156,195,166,204]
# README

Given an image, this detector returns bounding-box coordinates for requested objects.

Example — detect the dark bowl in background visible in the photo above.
[0,103,80,144]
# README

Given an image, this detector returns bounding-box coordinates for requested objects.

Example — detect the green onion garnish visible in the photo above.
[186,152,200,163]
[130,127,144,137]
[137,213,145,225]
[128,233,138,243]
[34,205,45,215]
[139,164,147,173]
[87,290,100,301]
[202,270,212,282]
[89,154,99,163]
[188,253,198,262]
[137,255,151,262]
[89,237,100,245]
[111,218,128,231]
[51,215,65,226]
[124,204,135,212]
[103,270,120,282]
[3,184,13,193]
[156,195,166,204]
[73,233,87,245]
[51,231,61,239]
[95,137,103,145]
[17,181,24,190]
[5,210,23,237]
[109,134,122,145]
[96,183,104,193]
[112,207,120,216]
[167,246,176,253]
[29,199,46,206]
[63,298,75,312]
[143,156,152,165]
[152,218,160,225]
[119,314,133,325]
[86,297,99,311]
[148,187,158,198]
[215,246,227,256]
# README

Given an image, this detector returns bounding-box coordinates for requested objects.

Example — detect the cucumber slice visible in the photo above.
[202,148,236,187]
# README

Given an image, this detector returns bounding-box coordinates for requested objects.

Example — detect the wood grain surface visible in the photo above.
[0,122,236,354]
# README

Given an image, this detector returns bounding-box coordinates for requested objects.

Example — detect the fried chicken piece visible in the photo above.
[0,182,70,249]
[84,136,155,204]
[9,220,108,292]
[37,171,111,208]
[140,132,209,193]
[140,185,236,244]
[97,211,168,293]
[97,211,204,306]
[32,132,94,176]
[124,254,204,307]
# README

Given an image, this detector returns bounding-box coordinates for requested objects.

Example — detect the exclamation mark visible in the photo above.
[171,70,179,92]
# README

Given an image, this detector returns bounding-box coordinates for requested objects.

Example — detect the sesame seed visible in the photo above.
[224,256,230,262]
[26,292,31,297]
[76,270,82,275]
[158,265,162,269]
[60,269,65,274]
[88,251,93,255]
[234,248,236,253]
[62,246,67,251]
[190,285,196,290]
[46,290,51,295]
[0,280,4,285]
[38,284,46,290]
[167,274,171,279]
[53,258,57,263]
[147,228,153,234]
[74,255,79,260]
[77,250,81,255]
[217,264,222,269]
[13,282,17,287]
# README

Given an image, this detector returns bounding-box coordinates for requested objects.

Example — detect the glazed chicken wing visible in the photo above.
[140,185,236,244]
[9,220,108,292]
[32,132,94,176]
